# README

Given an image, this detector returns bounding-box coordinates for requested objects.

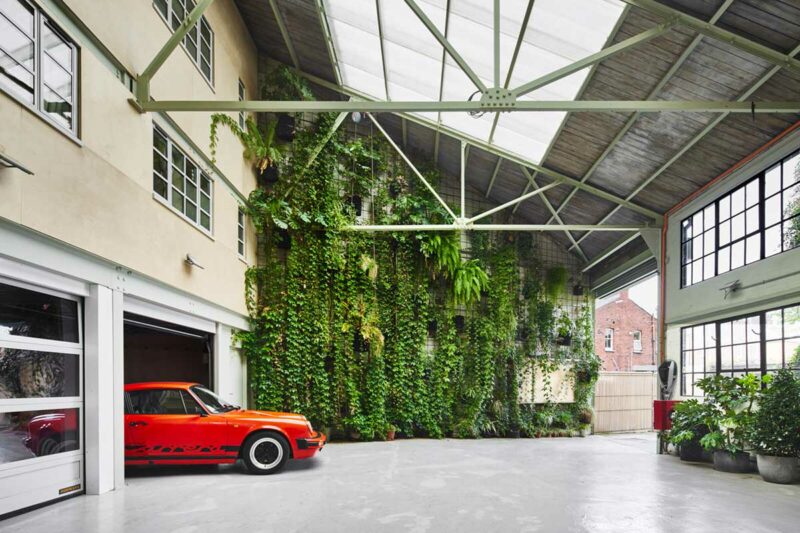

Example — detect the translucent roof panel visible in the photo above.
[322,0,625,164]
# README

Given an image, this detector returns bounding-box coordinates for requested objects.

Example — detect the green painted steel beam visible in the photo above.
[375,0,390,101]
[466,181,561,224]
[136,0,215,103]
[488,0,535,144]
[139,99,800,114]
[344,224,651,232]
[299,111,348,176]
[314,0,342,86]
[276,70,659,221]
[403,0,487,93]
[569,40,800,252]
[519,166,588,262]
[269,0,300,69]
[620,0,800,74]
[549,0,733,229]
[512,21,675,97]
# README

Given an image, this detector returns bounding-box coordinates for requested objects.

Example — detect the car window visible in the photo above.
[127,389,187,415]
[190,385,236,414]
[181,390,205,415]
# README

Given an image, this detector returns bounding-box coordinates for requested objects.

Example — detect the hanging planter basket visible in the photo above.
[347,195,363,216]
[259,163,279,185]
[276,229,291,250]
[276,114,296,142]
[572,284,585,296]
[555,334,572,346]
[454,314,466,333]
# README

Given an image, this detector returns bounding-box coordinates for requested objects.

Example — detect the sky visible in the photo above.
[596,275,659,316]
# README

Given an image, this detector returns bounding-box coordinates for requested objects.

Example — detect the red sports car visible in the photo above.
[124,382,325,474]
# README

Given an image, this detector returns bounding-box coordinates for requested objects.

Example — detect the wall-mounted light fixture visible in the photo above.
[185,254,205,269]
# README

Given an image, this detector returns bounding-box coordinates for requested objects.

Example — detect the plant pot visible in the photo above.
[276,229,291,250]
[276,114,296,142]
[259,164,279,185]
[349,431,361,441]
[555,334,572,346]
[679,441,712,463]
[713,450,755,473]
[576,370,592,384]
[757,455,800,484]
[579,427,591,438]
[386,429,396,441]
[507,429,521,439]
[572,284,584,296]
[454,314,466,333]
[347,195,363,216]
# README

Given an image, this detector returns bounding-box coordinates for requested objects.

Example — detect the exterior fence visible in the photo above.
[593,371,657,433]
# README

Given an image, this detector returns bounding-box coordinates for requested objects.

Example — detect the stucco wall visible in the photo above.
[0,0,259,316]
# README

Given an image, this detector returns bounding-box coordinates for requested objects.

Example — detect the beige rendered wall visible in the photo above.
[0,0,259,316]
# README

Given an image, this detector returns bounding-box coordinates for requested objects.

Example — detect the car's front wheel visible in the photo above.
[242,432,290,475]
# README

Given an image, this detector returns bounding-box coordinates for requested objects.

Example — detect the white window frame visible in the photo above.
[152,125,214,235]
[0,0,79,137]
[152,0,214,85]
[237,206,246,259]
[633,330,642,353]
[604,328,614,352]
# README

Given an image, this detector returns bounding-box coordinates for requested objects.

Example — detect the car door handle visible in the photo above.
[129,421,148,427]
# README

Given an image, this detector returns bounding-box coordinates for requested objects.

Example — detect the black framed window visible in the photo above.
[680,149,800,288]
[680,302,800,396]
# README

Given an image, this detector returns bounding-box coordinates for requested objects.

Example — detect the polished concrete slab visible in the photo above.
[2,433,798,532]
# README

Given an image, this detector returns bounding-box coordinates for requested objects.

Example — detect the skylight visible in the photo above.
[322,0,625,164]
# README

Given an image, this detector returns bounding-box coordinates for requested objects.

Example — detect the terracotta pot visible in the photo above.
[386,429,396,441]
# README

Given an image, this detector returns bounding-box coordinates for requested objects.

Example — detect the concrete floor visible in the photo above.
[2,433,798,533]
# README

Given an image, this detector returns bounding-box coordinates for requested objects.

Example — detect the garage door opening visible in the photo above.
[123,313,213,387]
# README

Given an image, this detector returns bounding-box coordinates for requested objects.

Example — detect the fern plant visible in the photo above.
[453,259,489,305]
[419,232,461,279]
[209,114,283,173]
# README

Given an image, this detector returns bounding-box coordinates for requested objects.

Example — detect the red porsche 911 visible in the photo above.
[124,382,325,474]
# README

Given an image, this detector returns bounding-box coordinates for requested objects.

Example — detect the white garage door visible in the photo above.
[0,278,83,516]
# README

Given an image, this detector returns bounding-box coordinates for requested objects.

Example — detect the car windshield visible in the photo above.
[190,386,238,414]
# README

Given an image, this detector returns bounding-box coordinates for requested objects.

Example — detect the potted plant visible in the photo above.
[386,424,397,441]
[751,369,800,484]
[262,65,314,142]
[554,312,572,346]
[577,407,593,437]
[209,114,283,185]
[696,374,761,473]
[667,399,713,462]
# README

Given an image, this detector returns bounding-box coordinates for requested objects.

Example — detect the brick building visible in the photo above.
[594,289,657,372]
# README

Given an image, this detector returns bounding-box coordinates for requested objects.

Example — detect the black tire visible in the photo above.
[242,431,290,475]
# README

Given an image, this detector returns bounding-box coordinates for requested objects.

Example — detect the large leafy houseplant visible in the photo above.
[667,399,714,461]
[696,374,761,472]
[750,370,800,483]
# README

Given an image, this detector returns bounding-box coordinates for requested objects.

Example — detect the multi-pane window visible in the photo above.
[680,302,800,396]
[632,330,642,353]
[604,329,613,351]
[681,149,800,287]
[153,126,213,232]
[237,206,246,257]
[153,0,213,84]
[764,153,800,257]
[0,0,77,133]
[238,79,245,129]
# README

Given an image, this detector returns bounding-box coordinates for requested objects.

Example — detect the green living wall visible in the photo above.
[231,80,599,440]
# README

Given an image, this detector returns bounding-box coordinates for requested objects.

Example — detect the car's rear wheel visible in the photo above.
[242,432,289,475]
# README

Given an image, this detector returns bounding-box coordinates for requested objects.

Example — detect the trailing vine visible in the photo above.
[234,66,599,440]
